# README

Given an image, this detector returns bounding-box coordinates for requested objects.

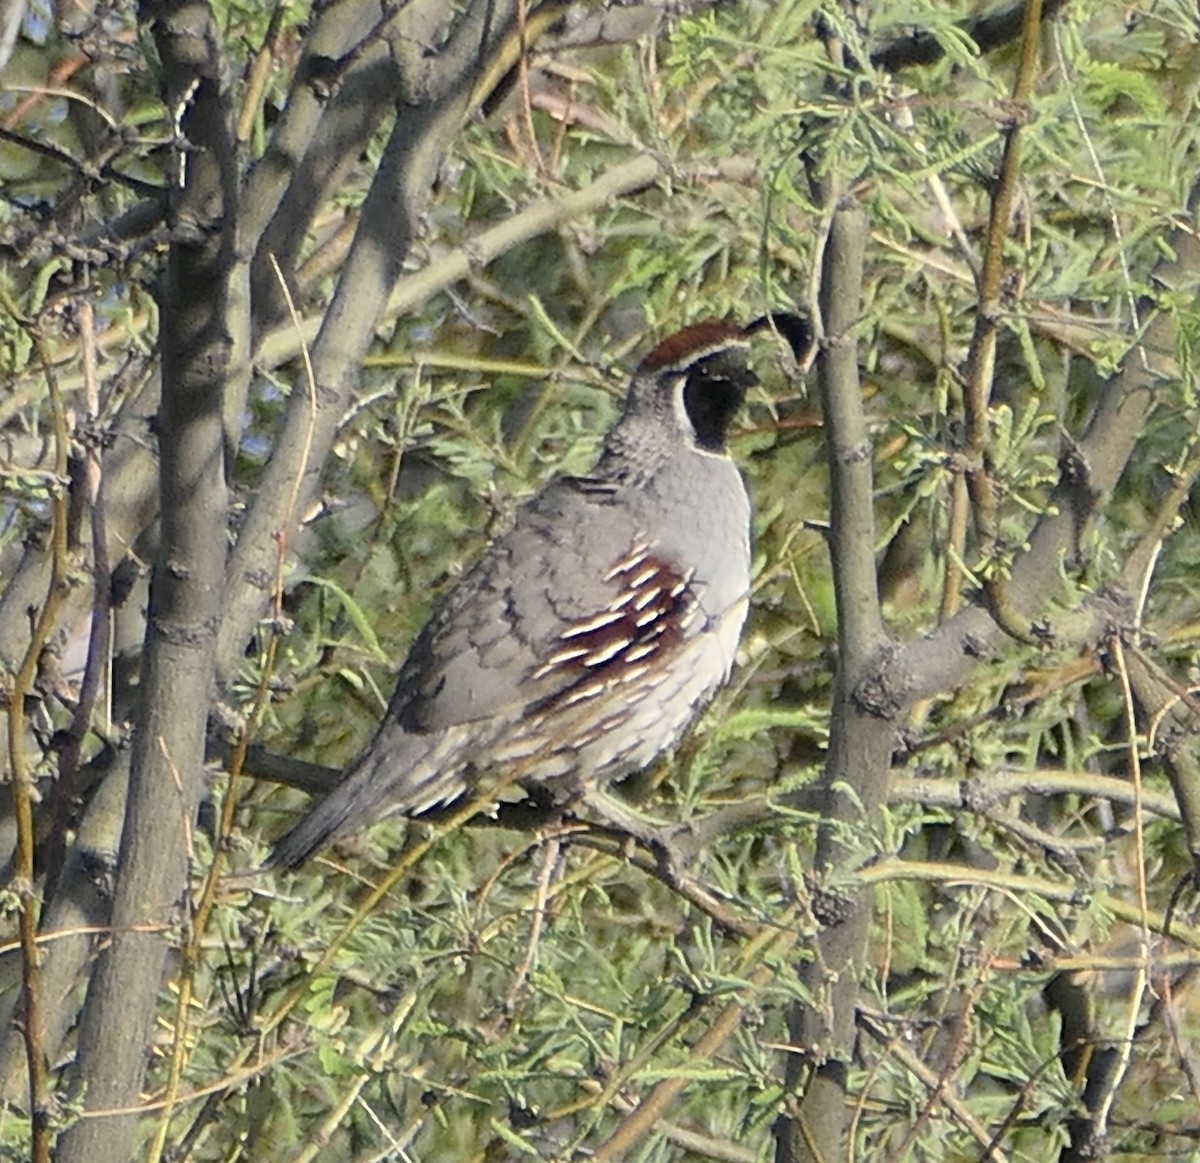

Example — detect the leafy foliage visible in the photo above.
[3,0,1200,1160]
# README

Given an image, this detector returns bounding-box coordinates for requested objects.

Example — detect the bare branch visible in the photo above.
[890,207,1200,708]
[56,2,240,1158]
[777,200,896,1163]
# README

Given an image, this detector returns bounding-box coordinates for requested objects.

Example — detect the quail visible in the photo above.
[270,315,802,868]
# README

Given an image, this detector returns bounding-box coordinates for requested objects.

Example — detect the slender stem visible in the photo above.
[962,0,1044,636]
[5,336,70,1163]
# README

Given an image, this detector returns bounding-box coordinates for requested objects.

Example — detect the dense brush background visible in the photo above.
[2,1,1200,1160]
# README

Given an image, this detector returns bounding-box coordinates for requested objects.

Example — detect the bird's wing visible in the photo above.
[269,480,704,869]
[391,477,700,734]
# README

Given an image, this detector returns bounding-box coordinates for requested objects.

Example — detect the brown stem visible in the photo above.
[592,914,800,1162]
[234,0,286,144]
[45,301,112,900]
[962,0,1045,637]
[4,338,70,1163]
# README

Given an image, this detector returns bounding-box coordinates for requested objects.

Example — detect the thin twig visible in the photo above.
[1090,634,1151,1143]
[502,836,560,1021]
[253,153,711,371]
[859,1010,1012,1163]
[882,964,992,1163]
[235,2,287,144]
[1118,448,1200,614]
[588,909,801,1162]
[46,299,112,897]
[961,0,1045,641]
[5,335,69,1163]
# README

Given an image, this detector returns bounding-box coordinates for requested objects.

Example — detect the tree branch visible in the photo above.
[244,0,396,335]
[252,151,676,371]
[962,0,1044,637]
[56,1,239,1157]
[888,205,1200,709]
[777,201,896,1163]
[3,338,70,1163]
[870,0,1069,72]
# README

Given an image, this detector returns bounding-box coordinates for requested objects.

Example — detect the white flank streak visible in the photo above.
[559,682,606,708]
[631,587,663,611]
[623,642,658,662]
[617,662,651,685]
[604,544,650,581]
[628,564,660,588]
[668,571,695,597]
[532,645,590,678]
[582,635,633,667]
[561,609,626,638]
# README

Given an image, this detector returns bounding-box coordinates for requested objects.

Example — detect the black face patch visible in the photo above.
[680,351,758,452]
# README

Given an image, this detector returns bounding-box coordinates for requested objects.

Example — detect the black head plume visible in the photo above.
[744,311,813,363]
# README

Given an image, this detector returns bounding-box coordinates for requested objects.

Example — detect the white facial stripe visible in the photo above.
[653,337,750,376]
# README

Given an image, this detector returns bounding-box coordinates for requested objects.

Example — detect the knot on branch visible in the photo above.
[303,55,344,100]
[994,97,1033,129]
[1098,589,1138,634]
[809,883,855,928]
[1152,721,1190,762]
[1059,440,1092,488]
[961,632,991,658]
[151,613,220,647]
[852,642,906,719]
[73,422,117,452]
[79,846,118,899]
[959,777,998,813]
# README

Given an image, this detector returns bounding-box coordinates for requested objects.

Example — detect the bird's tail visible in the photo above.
[267,724,466,869]
[267,740,411,870]
[268,769,367,870]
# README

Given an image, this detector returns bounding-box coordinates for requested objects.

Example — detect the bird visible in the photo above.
[269,314,806,869]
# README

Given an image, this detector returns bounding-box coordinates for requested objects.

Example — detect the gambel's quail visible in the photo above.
[271,317,796,868]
